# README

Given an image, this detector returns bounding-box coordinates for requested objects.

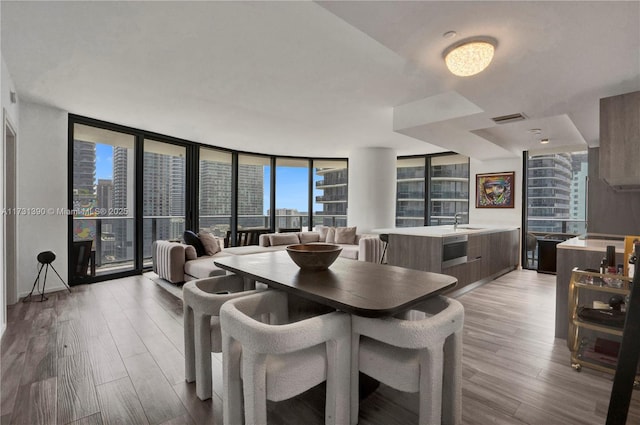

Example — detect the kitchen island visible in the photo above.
[555,234,625,339]
[374,225,520,295]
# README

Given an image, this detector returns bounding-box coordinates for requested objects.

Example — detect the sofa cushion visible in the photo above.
[199,232,221,256]
[317,226,329,242]
[326,227,336,243]
[337,244,359,260]
[184,255,229,279]
[184,230,206,257]
[269,233,300,246]
[225,245,283,255]
[185,245,197,261]
[335,226,357,244]
[299,232,320,243]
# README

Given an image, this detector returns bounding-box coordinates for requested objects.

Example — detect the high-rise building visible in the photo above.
[112,146,133,262]
[396,160,425,227]
[141,151,186,257]
[315,167,348,227]
[527,153,573,233]
[268,208,303,230]
[72,140,96,211]
[237,163,265,228]
[97,179,113,211]
[429,157,469,226]
[199,159,232,236]
[569,152,588,234]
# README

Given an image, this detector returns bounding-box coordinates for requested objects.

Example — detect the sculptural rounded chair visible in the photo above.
[183,274,260,400]
[350,295,464,425]
[220,290,351,425]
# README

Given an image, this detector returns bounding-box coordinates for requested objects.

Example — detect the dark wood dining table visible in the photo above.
[214,251,457,317]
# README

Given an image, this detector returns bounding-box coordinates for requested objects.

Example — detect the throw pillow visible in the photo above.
[335,226,357,244]
[183,230,206,257]
[325,227,336,244]
[185,245,197,261]
[299,232,320,243]
[269,233,300,246]
[317,225,328,242]
[199,232,221,256]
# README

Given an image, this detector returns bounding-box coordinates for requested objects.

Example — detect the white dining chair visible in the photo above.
[350,295,464,425]
[183,274,260,400]
[220,290,351,425]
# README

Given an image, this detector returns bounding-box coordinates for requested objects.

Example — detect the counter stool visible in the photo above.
[350,295,464,425]
[379,234,389,264]
[220,290,351,425]
[183,274,260,400]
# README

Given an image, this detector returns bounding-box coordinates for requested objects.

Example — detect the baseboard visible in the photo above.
[18,283,68,300]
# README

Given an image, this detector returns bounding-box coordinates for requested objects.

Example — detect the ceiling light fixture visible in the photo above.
[540,138,550,144]
[443,37,497,77]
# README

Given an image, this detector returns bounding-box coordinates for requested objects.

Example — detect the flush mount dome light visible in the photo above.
[443,37,497,77]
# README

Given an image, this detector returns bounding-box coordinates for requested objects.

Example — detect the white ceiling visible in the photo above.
[2,1,639,159]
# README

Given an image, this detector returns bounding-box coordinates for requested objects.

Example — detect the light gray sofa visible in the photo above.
[152,230,384,284]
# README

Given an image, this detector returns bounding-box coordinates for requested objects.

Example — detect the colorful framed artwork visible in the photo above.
[476,171,515,208]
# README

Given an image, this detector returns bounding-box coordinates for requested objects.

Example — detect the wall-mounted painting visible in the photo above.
[476,171,515,208]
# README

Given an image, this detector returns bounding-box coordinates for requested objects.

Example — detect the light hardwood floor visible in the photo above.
[1,269,639,424]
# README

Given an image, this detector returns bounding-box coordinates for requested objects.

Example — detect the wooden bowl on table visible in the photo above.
[285,244,342,271]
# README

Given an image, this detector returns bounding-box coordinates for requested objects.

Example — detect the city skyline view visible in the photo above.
[95,144,321,214]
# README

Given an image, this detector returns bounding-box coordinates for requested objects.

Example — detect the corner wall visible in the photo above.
[16,101,68,297]
[1,54,20,336]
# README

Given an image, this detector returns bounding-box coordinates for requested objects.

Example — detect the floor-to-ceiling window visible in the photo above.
[526,151,588,234]
[238,154,271,229]
[313,159,348,227]
[199,148,232,238]
[429,154,469,226]
[70,116,353,282]
[395,154,470,227]
[396,157,426,227]
[71,123,136,280]
[524,150,588,269]
[142,140,187,264]
[275,158,310,230]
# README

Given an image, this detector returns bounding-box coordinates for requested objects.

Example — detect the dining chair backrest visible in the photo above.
[220,290,351,425]
[351,295,464,425]
[183,274,260,400]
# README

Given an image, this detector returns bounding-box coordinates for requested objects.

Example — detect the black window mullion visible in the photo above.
[270,157,276,232]
[424,155,431,226]
[135,134,144,272]
[187,145,199,232]
[231,153,239,245]
[522,152,529,268]
[308,159,314,231]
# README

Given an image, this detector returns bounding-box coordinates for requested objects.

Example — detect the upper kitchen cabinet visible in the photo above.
[599,91,640,191]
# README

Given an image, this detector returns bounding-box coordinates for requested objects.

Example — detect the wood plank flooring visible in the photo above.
[1,270,639,424]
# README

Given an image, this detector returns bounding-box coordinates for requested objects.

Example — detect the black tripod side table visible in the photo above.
[23,251,72,302]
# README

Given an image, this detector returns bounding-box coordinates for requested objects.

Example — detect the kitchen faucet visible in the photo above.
[453,212,465,230]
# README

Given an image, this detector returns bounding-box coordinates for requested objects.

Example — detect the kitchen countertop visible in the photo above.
[558,234,625,252]
[371,224,519,238]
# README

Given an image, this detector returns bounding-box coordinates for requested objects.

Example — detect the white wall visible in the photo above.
[469,156,523,227]
[347,147,396,233]
[16,101,68,297]
[1,54,20,336]
[2,58,19,128]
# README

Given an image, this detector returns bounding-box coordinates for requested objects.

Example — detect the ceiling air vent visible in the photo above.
[491,113,527,124]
